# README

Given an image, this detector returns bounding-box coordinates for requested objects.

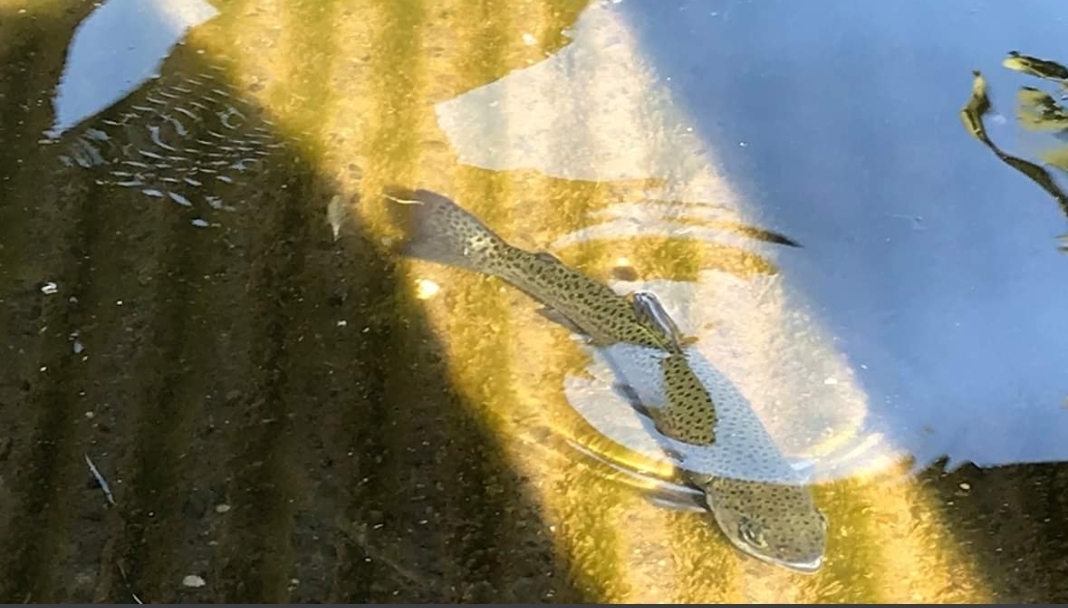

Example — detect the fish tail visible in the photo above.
[385,187,512,276]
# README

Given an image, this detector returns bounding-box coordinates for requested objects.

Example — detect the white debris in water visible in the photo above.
[214,503,231,513]
[84,453,116,505]
[40,281,58,295]
[182,574,206,588]
[327,194,349,241]
[190,218,210,228]
[959,482,971,491]
[522,32,537,46]
[415,278,441,300]
[168,191,193,207]
[336,320,348,327]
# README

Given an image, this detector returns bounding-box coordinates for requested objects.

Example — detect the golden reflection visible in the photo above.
[187,0,991,602]
[556,235,777,283]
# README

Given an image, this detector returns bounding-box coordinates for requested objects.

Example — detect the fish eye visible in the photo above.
[738,518,767,548]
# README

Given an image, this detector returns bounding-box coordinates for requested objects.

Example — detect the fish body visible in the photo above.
[597,300,826,572]
[387,188,676,349]
[387,188,827,573]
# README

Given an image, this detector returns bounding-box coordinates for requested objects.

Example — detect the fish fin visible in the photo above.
[564,437,702,509]
[619,389,664,423]
[536,307,590,338]
[611,382,645,407]
[631,400,663,426]
[533,251,564,265]
[646,490,708,513]
[536,306,612,345]
[609,384,688,462]
[384,187,507,275]
[611,384,675,437]
[662,445,685,463]
[627,398,679,448]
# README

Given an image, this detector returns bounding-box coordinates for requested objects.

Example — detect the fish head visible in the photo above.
[702,476,828,574]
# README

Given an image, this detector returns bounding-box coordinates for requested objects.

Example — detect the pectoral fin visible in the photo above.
[534,251,565,265]
[646,491,709,513]
[612,383,671,431]
[611,382,645,408]
[536,307,588,338]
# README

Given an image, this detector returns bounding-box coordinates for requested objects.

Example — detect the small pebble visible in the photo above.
[959,482,971,491]
[215,504,231,514]
[182,574,206,588]
[611,265,639,281]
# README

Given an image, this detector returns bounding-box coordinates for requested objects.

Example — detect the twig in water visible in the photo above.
[336,519,433,588]
[117,562,144,604]
[84,453,116,506]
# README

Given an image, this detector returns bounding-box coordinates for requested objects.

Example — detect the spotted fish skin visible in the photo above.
[387,188,677,349]
[609,293,827,573]
[388,189,826,573]
[52,65,286,214]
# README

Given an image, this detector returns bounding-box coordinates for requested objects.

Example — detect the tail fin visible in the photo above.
[384,187,510,276]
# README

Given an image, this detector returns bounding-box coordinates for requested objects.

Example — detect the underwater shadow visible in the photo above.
[0,2,593,603]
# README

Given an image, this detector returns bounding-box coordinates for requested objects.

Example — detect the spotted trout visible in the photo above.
[386,188,827,573]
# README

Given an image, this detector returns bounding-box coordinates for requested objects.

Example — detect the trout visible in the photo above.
[386,188,827,573]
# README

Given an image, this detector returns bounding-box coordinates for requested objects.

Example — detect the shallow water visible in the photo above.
[1,0,1067,603]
